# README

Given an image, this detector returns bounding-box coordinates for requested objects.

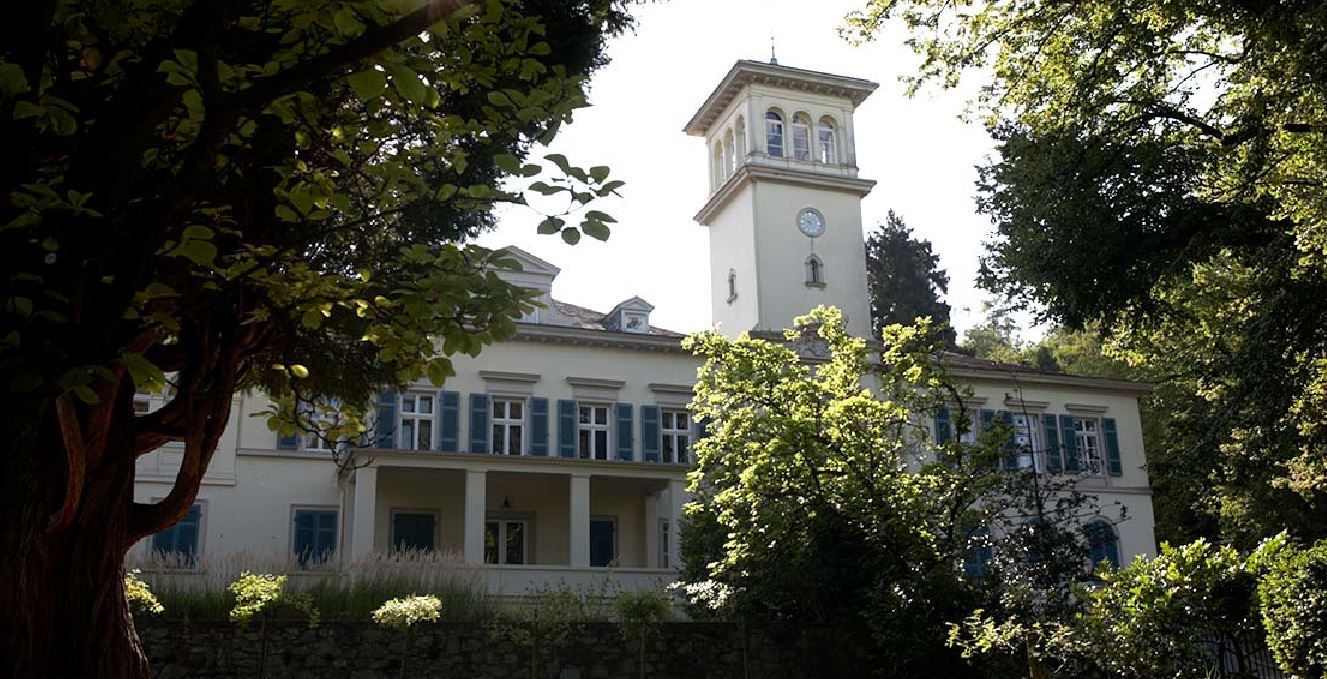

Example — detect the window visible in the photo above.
[518,307,539,323]
[578,404,611,460]
[623,311,649,333]
[765,110,784,157]
[724,128,736,174]
[713,144,724,184]
[1075,417,1103,474]
[726,269,738,304]
[735,116,746,160]
[491,397,525,455]
[792,113,812,161]
[1085,520,1120,571]
[151,503,202,565]
[304,400,342,452]
[805,255,824,286]
[399,393,434,450]
[292,508,337,567]
[817,117,837,163]
[391,511,437,552]
[658,518,671,568]
[1010,413,1041,471]
[590,517,617,567]
[962,526,992,579]
[484,519,527,564]
[660,409,690,464]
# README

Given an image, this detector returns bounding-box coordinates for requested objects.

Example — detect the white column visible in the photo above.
[667,479,686,570]
[644,490,660,569]
[463,469,487,565]
[351,466,377,559]
[569,473,591,568]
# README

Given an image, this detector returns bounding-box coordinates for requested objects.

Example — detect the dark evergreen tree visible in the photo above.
[865,210,956,345]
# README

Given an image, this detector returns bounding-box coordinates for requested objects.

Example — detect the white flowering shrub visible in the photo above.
[372,594,441,629]
[669,580,736,614]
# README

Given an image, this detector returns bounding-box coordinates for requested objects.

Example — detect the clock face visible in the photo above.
[797,208,826,238]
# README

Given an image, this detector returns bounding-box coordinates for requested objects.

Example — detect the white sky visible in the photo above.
[476,0,1006,338]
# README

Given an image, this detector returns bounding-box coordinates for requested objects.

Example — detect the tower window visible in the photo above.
[792,113,812,161]
[735,116,747,160]
[818,117,838,164]
[724,128,736,174]
[727,269,738,304]
[806,255,825,287]
[713,144,725,185]
[765,111,784,157]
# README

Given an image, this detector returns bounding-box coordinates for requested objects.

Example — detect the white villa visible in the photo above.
[132,60,1157,595]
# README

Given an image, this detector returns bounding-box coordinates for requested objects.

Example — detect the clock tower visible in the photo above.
[685,60,877,339]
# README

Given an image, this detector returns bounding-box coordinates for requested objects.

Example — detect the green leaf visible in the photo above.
[528,181,560,196]
[121,352,166,392]
[536,216,564,234]
[181,225,214,241]
[387,64,428,105]
[585,210,617,223]
[560,227,581,245]
[600,179,626,194]
[581,219,610,241]
[0,62,30,98]
[589,166,610,183]
[487,91,511,107]
[275,205,299,222]
[347,69,387,101]
[543,153,571,173]
[175,239,218,267]
[493,153,520,173]
[72,386,101,405]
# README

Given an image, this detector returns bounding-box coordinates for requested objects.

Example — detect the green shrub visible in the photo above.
[1256,537,1327,678]
[372,594,441,629]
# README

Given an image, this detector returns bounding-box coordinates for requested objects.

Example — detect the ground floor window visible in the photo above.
[485,519,527,565]
[590,516,617,567]
[151,502,202,566]
[292,508,337,567]
[391,511,437,553]
[1086,520,1120,571]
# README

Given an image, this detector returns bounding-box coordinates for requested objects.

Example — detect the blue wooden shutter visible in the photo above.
[616,403,634,461]
[934,406,952,445]
[998,410,1017,469]
[1042,413,1062,473]
[557,400,576,458]
[979,409,996,467]
[1059,414,1079,473]
[439,391,460,452]
[530,398,550,456]
[277,430,300,450]
[641,406,660,462]
[374,389,397,449]
[1102,417,1123,477]
[469,393,489,454]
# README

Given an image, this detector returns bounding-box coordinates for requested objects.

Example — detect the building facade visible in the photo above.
[133,60,1156,595]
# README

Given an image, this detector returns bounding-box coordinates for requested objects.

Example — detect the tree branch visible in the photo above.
[46,394,88,534]
[229,0,477,115]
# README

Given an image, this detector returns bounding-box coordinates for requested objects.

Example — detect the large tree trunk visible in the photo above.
[1,401,151,679]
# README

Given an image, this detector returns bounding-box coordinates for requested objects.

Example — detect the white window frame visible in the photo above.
[1010,413,1043,472]
[622,311,649,334]
[660,408,690,464]
[577,403,612,460]
[765,110,785,157]
[817,117,837,163]
[484,517,530,565]
[792,113,812,161]
[1075,417,1104,475]
[303,399,343,452]
[490,396,526,456]
[398,392,435,451]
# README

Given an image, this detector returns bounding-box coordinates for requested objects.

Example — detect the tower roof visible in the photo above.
[683,60,878,136]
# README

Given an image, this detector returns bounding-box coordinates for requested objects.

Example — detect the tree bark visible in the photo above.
[1,400,151,678]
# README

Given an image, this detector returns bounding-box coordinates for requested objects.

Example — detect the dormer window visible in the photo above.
[622,311,649,333]
[518,307,539,324]
[765,110,784,157]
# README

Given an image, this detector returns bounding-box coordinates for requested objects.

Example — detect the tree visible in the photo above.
[844,0,1327,546]
[0,1,633,676]
[865,210,956,345]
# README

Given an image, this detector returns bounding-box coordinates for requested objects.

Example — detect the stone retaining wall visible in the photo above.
[138,621,806,679]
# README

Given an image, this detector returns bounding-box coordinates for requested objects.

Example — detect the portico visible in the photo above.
[344,450,685,582]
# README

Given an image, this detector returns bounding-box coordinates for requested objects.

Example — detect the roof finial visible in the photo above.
[770,34,778,65]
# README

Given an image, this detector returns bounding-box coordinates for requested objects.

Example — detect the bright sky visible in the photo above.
[476,0,1002,338]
